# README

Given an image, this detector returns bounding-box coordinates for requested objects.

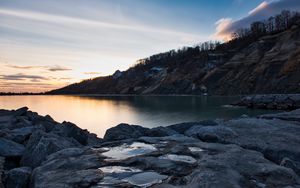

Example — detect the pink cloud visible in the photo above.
[213,0,300,41]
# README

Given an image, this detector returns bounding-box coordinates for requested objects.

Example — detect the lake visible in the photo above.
[0,95,277,137]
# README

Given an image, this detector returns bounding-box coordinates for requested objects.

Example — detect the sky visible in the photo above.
[0,0,299,93]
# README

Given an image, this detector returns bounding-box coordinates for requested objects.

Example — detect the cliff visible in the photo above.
[49,25,300,95]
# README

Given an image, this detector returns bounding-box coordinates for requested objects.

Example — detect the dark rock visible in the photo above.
[223,118,300,165]
[146,126,178,137]
[281,157,300,176]
[184,125,237,143]
[31,148,104,188]
[261,109,300,122]
[0,138,25,157]
[31,169,103,188]
[52,121,89,145]
[4,167,31,188]
[233,94,300,110]
[0,157,4,188]
[21,130,79,168]
[6,126,42,144]
[167,120,218,134]
[13,107,28,117]
[103,123,149,141]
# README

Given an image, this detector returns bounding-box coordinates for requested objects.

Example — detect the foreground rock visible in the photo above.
[233,94,300,110]
[1,106,300,187]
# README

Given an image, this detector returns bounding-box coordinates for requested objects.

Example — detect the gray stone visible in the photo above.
[21,130,79,168]
[6,126,42,144]
[103,123,149,141]
[52,121,89,145]
[184,125,237,143]
[223,118,300,164]
[4,167,31,188]
[31,148,104,188]
[31,169,103,188]
[167,120,218,134]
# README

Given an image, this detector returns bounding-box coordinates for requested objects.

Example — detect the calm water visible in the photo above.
[0,95,277,137]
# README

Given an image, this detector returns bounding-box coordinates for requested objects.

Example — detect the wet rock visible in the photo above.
[123,171,167,187]
[159,154,197,164]
[0,138,25,158]
[4,167,31,188]
[21,130,79,168]
[101,142,157,161]
[104,123,149,141]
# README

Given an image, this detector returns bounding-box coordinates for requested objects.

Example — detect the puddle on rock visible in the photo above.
[123,171,168,187]
[98,166,167,187]
[188,147,204,152]
[159,154,197,164]
[99,166,142,174]
[101,142,157,161]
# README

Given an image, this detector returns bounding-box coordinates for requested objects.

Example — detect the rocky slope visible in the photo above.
[1,107,300,187]
[49,24,300,95]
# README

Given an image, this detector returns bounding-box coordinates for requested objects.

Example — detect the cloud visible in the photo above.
[7,64,72,72]
[213,0,300,40]
[47,65,72,72]
[0,73,49,81]
[0,8,201,40]
[84,72,101,75]
[7,65,44,69]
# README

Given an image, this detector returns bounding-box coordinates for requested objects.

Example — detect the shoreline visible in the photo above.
[2,92,300,97]
[1,105,300,187]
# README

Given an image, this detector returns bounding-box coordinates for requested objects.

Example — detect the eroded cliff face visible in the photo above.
[49,25,300,95]
[203,25,300,95]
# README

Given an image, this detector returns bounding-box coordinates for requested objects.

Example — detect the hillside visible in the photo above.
[49,13,300,95]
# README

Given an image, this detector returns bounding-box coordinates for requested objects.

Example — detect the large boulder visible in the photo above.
[21,130,79,168]
[31,148,104,188]
[52,121,89,145]
[223,118,300,165]
[184,125,237,143]
[5,126,43,144]
[4,167,31,188]
[103,123,149,141]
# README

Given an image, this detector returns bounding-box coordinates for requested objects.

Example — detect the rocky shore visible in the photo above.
[233,94,300,110]
[1,107,300,187]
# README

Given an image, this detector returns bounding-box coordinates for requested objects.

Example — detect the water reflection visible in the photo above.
[0,95,277,137]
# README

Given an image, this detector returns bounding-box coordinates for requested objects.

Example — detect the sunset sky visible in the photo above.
[1,0,299,93]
